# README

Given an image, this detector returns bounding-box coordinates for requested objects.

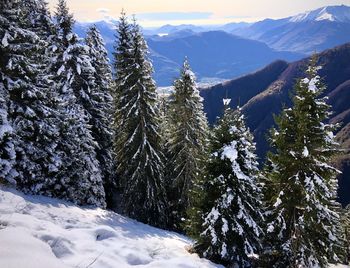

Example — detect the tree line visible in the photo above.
[0,1,349,267]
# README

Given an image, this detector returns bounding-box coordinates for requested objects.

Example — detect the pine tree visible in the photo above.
[112,11,133,184]
[341,205,350,264]
[158,92,171,159]
[0,0,65,194]
[166,59,208,230]
[194,102,264,267]
[85,25,114,204]
[112,10,133,128]
[0,0,18,184]
[49,0,106,207]
[114,17,168,227]
[263,56,344,267]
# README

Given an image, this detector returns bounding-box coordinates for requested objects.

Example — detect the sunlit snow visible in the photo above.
[0,187,222,268]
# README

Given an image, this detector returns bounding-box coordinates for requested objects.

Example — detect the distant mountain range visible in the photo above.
[200,42,350,206]
[232,5,350,54]
[74,5,350,86]
[147,31,301,86]
[74,22,301,86]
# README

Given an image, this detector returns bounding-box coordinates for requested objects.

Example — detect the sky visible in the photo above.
[47,0,350,27]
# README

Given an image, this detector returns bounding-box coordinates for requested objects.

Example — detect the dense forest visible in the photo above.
[1,0,349,267]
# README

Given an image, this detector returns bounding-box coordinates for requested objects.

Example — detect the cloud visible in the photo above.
[135,12,213,21]
[97,8,110,14]
[224,15,252,19]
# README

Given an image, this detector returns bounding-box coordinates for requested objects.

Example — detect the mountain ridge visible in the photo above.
[200,42,350,205]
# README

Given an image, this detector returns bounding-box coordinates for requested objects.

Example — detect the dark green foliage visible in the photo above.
[166,59,208,231]
[85,25,114,205]
[262,56,344,267]
[0,0,63,193]
[0,0,18,184]
[193,105,263,267]
[50,0,106,207]
[113,17,168,227]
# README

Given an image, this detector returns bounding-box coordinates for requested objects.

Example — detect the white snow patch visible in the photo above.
[1,32,10,47]
[76,64,81,75]
[267,225,274,233]
[0,187,221,268]
[302,146,309,157]
[57,65,65,76]
[223,98,231,106]
[221,141,238,162]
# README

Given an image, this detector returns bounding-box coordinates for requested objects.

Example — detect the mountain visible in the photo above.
[147,31,302,86]
[232,5,350,54]
[289,5,350,23]
[74,22,302,86]
[201,43,350,206]
[141,22,252,36]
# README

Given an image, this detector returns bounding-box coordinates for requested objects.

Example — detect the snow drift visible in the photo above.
[0,187,220,268]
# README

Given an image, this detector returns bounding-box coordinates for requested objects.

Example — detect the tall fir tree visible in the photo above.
[112,10,133,128]
[0,0,18,184]
[85,25,114,205]
[112,11,133,186]
[193,102,264,268]
[0,0,65,194]
[50,0,106,207]
[166,59,208,230]
[113,17,168,227]
[262,57,344,267]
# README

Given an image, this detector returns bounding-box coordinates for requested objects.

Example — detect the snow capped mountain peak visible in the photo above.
[290,5,350,23]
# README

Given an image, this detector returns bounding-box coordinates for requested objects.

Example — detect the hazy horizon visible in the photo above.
[46,0,350,27]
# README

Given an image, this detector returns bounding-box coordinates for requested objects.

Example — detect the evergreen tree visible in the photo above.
[112,11,133,187]
[114,18,168,227]
[112,10,133,129]
[263,57,344,267]
[0,0,18,184]
[158,92,171,159]
[194,102,264,267]
[50,0,106,207]
[166,59,208,230]
[341,205,350,264]
[85,25,114,204]
[0,0,65,194]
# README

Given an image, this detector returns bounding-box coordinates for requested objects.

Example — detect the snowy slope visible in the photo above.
[289,5,350,22]
[0,187,221,268]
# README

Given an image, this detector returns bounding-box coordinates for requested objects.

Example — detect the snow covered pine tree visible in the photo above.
[0,0,18,184]
[113,16,168,227]
[166,59,208,230]
[112,10,133,194]
[194,101,264,268]
[85,25,114,205]
[50,0,106,207]
[0,0,66,194]
[263,56,344,267]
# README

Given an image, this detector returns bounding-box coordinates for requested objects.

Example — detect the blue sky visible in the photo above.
[47,0,350,26]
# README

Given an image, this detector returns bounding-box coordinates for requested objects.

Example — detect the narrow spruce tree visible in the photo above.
[112,10,133,138]
[263,57,344,267]
[166,59,208,230]
[50,0,106,207]
[85,25,114,204]
[194,102,264,268]
[114,17,168,227]
[112,10,133,197]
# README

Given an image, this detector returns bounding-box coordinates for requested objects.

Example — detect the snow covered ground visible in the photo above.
[0,187,348,268]
[0,187,221,268]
